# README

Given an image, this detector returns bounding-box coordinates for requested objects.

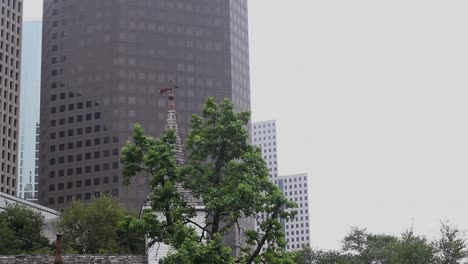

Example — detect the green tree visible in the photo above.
[0,204,51,255]
[433,222,468,264]
[342,227,435,264]
[388,229,435,264]
[343,227,398,263]
[121,97,297,264]
[57,196,145,254]
[295,246,358,264]
[296,223,468,264]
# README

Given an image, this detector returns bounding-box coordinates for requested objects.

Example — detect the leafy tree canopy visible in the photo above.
[0,204,51,255]
[57,195,145,254]
[295,222,468,264]
[121,97,297,264]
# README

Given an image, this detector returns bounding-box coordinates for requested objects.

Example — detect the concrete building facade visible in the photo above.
[252,120,278,182]
[18,21,41,201]
[0,0,23,196]
[278,173,310,251]
[38,0,250,211]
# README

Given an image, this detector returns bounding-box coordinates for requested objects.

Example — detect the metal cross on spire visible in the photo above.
[159,80,179,110]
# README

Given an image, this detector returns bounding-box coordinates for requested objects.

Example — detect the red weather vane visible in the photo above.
[160,80,178,110]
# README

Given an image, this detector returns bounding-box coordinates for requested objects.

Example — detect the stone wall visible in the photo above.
[0,255,148,264]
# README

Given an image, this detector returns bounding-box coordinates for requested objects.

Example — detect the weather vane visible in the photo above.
[160,80,178,110]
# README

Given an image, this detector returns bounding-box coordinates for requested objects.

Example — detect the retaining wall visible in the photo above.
[0,255,148,264]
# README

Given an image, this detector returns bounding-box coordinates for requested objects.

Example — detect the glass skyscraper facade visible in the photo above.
[38,0,250,212]
[18,21,41,201]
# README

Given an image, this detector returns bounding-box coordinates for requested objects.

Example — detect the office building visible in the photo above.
[18,21,41,201]
[252,121,310,251]
[252,120,278,182]
[38,1,250,212]
[278,173,310,251]
[0,0,23,195]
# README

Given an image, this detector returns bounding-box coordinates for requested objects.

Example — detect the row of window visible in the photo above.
[48,189,119,205]
[0,3,21,22]
[287,236,309,243]
[50,136,119,153]
[0,136,15,149]
[0,174,14,186]
[256,141,277,148]
[281,176,308,183]
[0,149,15,162]
[253,123,275,129]
[49,149,119,165]
[0,75,19,91]
[290,196,308,203]
[285,189,308,196]
[253,129,276,135]
[0,39,20,62]
[287,215,309,223]
[49,90,83,102]
[50,112,101,127]
[1,136,15,148]
[49,162,119,178]
[1,125,16,138]
[0,39,20,58]
[253,136,276,142]
[1,121,17,139]
[286,242,308,250]
[0,185,14,195]
[286,229,310,236]
[0,16,20,35]
[283,183,307,189]
[0,161,15,174]
[50,81,65,89]
[1,0,22,13]
[1,88,18,103]
[268,167,278,173]
[0,42,20,63]
[49,124,104,140]
[262,148,277,154]
[285,222,309,229]
[48,175,119,192]
[50,101,98,114]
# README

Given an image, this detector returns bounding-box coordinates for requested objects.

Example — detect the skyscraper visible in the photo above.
[252,121,310,251]
[278,173,310,251]
[0,0,23,196]
[38,1,250,211]
[252,120,278,182]
[18,21,41,201]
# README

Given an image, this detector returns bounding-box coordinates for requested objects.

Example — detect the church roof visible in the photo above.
[160,85,203,207]
[164,108,186,166]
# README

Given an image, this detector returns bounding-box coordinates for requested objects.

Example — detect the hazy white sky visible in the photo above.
[24,0,468,249]
[23,0,41,21]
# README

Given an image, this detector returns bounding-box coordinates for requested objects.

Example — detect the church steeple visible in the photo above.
[160,81,186,165]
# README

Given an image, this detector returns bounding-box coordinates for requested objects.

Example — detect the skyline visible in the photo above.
[24,0,468,250]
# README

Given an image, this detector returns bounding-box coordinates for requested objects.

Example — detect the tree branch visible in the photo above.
[184,218,212,239]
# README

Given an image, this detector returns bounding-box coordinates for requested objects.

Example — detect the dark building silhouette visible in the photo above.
[38,0,250,213]
[0,0,23,196]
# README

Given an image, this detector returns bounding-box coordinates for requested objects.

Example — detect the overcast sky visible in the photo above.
[24,0,468,250]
